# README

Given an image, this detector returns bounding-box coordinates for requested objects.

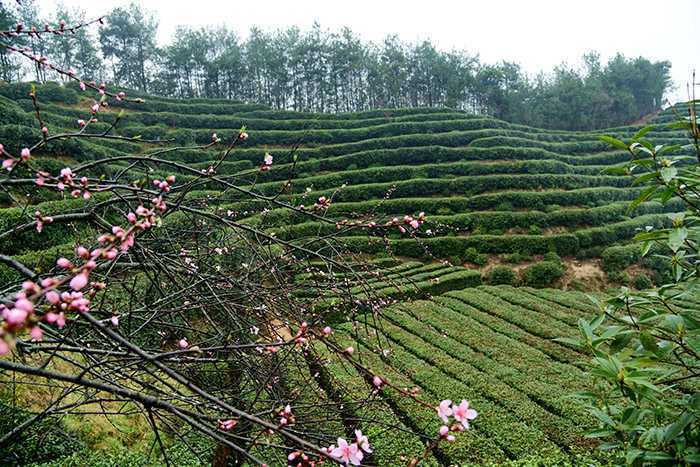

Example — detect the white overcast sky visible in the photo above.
[37,0,699,102]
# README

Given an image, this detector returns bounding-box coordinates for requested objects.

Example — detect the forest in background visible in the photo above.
[0,1,673,130]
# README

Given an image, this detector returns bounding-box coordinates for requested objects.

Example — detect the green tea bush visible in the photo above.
[505,252,532,263]
[0,398,83,466]
[633,273,653,290]
[486,266,517,285]
[601,243,641,272]
[463,247,487,265]
[520,261,564,288]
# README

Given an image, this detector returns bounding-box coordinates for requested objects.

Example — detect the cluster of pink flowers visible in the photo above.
[2,145,31,171]
[0,183,171,354]
[260,152,273,172]
[153,175,175,192]
[218,419,237,431]
[71,176,92,199]
[388,212,426,233]
[324,430,372,466]
[294,321,309,345]
[436,399,477,441]
[313,196,331,211]
[34,210,53,233]
[279,404,295,426]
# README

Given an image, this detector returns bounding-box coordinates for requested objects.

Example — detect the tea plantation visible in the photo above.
[0,81,692,465]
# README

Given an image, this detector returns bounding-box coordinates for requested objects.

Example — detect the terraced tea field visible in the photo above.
[316,282,600,464]
[0,82,687,288]
[0,82,692,464]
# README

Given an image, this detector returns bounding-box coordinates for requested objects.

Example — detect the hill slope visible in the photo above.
[0,82,693,464]
[0,82,687,289]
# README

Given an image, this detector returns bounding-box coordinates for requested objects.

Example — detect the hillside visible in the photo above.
[0,82,693,465]
[0,82,687,289]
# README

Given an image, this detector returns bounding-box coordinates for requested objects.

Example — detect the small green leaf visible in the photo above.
[633,125,656,140]
[628,186,657,213]
[639,331,659,354]
[660,167,678,183]
[600,135,629,150]
[668,227,688,252]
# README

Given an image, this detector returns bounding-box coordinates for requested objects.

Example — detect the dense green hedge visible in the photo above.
[486,266,518,285]
[244,160,607,196]
[245,146,628,185]
[521,261,565,288]
[0,81,79,104]
[0,397,83,466]
[232,187,645,228]
[273,201,681,240]
[333,214,670,258]
[241,174,632,205]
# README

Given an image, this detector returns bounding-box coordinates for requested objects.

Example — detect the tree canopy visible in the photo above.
[0,2,673,130]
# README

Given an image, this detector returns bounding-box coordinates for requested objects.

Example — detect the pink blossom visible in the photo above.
[218,419,237,431]
[452,400,477,429]
[2,159,14,170]
[3,307,28,326]
[43,311,67,328]
[45,290,60,305]
[20,148,30,161]
[344,346,354,354]
[77,246,89,259]
[355,430,372,453]
[437,399,453,423]
[30,326,43,341]
[239,131,249,140]
[56,257,72,269]
[263,153,273,165]
[77,119,86,127]
[110,316,119,327]
[41,126,48,135]
[35,176,45,186]
[69,272,89,291]
[410,220,420,229]
[331,438,363,466]
[91,103,99,114]
[372,375,384,389]
[178,338,189,349]
[79,81,86,91]
[14,298,33,313]
[322,326,332,336]
[439,425,456,442]
[0,339,9,355]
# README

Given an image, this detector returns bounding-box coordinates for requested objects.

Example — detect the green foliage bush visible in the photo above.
[520,261,564,288]
[601,243,641,272]
[633,273,653,290]
[463,247,487,266]
[0,397,83,466]
[486,266,517,285]
[505,252,532,263]
[0,81,79,104]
